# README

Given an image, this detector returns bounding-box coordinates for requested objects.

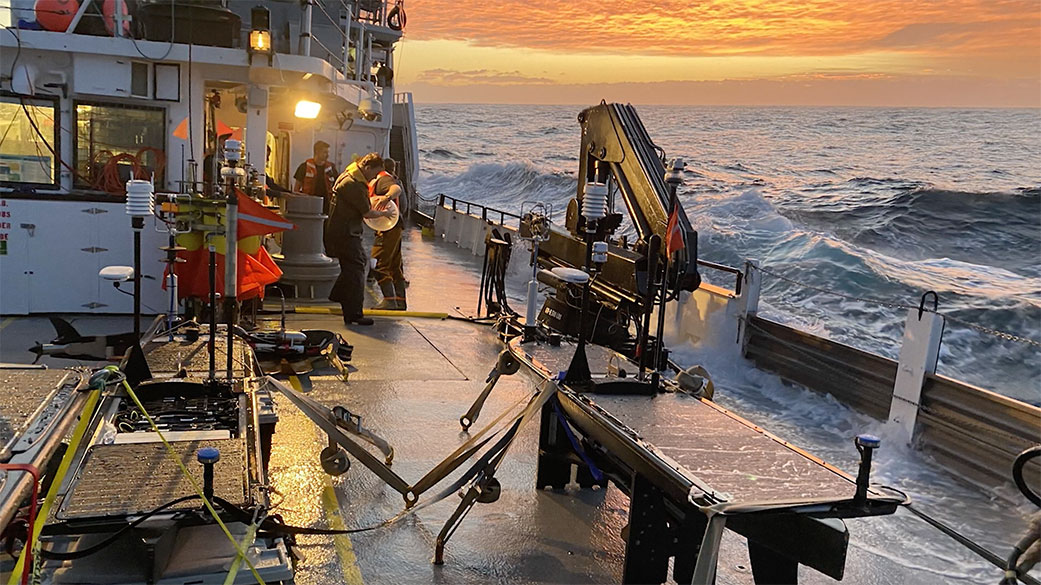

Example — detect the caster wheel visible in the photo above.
[476,477,501,504]
[320,446,350,476]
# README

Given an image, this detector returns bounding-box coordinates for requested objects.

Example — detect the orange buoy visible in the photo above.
[34,0,79,32]
[102,0,130,36]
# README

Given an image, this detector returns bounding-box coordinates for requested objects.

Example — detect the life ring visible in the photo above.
[387,2,405,31]
[34,0,79,32]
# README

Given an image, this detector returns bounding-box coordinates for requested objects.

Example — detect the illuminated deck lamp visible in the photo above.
[249,5,272,65]
[295,99,322,119]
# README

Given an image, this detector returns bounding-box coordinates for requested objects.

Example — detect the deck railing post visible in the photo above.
[887,308,945,444]
[736,260,762,351]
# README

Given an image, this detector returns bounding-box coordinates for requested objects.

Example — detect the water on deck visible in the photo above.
[0,228,1031,584]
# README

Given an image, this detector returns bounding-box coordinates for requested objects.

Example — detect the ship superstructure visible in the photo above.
[0,0,417,313]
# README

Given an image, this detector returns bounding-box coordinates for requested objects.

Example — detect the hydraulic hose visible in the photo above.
[1013,446,1041,507]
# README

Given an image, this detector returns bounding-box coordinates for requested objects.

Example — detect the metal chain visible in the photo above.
[751,264,1041,349]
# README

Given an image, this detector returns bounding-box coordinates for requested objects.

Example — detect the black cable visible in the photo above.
[39,495,199,560]
[3,26,22,82]
[128,0,175,61]
[1013,446,1041,507]
[897,501,1040,585]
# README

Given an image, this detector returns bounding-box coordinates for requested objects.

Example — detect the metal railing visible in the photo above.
[696,260,742,295]
[437,194,522,228]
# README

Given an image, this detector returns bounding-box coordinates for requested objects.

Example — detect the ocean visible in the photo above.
[413,104,1041,406]
[412,104,1040,583]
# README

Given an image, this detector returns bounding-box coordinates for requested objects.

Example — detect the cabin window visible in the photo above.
[74,102,165,194]
[0,95,59,188]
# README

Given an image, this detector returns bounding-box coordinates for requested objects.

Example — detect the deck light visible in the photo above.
[249,6,272,60]
[294,99,322,119]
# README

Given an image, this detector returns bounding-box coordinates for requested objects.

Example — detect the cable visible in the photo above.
[4,27,21,80]
[39,495,200,560]
[128,0,175,61]
[1013,447,1041,507]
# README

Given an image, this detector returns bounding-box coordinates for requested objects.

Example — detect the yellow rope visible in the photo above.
[7,385,101,585]
[119,379,267,585]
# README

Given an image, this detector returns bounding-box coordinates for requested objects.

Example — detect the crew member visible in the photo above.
[202,132,232,195]
[326,153,394,326]
[293,140,337,213]
[369,158,406,310]
[265,146,290,196]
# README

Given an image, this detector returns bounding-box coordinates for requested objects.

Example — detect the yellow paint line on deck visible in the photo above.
[285,373,363,585]
[322,478,365,585]
[0,317,16,331]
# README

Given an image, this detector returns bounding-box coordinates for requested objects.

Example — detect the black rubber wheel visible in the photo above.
[320,446,351,476]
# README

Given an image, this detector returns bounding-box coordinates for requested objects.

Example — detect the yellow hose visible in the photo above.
[293,306,448,319]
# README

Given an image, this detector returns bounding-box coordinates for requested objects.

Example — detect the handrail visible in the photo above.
[437,194,522,228]
[435,192,746,292]
[696,259,743,295]
[308,0,351,76]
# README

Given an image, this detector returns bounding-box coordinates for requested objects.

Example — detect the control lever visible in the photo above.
[853,434,880,506]
[460,350,520,431]
[197,447,221,502]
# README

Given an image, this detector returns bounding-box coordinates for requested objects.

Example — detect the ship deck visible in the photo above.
[0,229,978,584]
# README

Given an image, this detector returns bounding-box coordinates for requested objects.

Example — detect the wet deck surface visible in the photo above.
[514,339,860,504]
[0,228,958,584]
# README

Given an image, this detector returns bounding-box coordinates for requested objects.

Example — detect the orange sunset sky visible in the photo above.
[394,0,1041,106]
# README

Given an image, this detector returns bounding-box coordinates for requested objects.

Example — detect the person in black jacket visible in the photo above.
[325,153,393,326]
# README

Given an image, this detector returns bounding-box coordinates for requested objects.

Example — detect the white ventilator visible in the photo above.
[581,182,608,221]
[125,179,155,221]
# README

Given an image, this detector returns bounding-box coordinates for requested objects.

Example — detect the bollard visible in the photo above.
[276,195,340,299]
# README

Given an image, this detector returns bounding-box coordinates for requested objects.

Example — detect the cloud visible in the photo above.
[402,76,1041,108]
[415,68,555,86]
[403,0,1039,58]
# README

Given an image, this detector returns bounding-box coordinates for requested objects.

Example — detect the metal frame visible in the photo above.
[513,338,904,584]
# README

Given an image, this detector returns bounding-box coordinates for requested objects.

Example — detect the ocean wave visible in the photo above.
[775,182,1041,277]
[418,161,576,210]
[425,148,466,160]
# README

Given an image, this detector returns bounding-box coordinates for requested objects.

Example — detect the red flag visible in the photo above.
[236,189,294,238]
[665,199,684,257]
[172,247,282,301]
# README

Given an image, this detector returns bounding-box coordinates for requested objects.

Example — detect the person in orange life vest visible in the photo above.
[292,140,337,214]
[369,158,407,310]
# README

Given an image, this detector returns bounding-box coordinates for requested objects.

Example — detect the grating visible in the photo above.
[0,370,74,458]
[145,337,253,377]
[59,439,248,519]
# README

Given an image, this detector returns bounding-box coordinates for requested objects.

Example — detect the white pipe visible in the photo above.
[342,1,352,77]
[300,0,313,56]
